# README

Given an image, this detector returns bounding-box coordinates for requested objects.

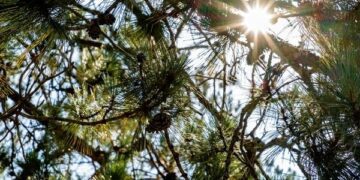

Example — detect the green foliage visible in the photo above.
[0,148,10,174]
[0,0,73,37]
[16,151,44,179]
[96,156,131,180]
[1,0,360,179]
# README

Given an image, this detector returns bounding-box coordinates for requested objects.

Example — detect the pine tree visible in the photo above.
[0,0,359,179]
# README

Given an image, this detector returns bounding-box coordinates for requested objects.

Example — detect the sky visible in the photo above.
[99,0,303,177]
[44,0,306,178]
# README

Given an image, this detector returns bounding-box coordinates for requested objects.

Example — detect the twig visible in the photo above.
[164,130,188,180]
[146,144,166,179]
[223,98,260,179]
[185,76,228,149]
[148,143,171,174]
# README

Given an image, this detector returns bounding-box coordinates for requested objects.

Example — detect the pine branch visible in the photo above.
[268,34,320,68]
[145,144,166,179]
[6,86,108,165]
[164,130,188,180]
[20,110,137,126]
[223,98,260,180]
[185,75,228,149]
[147,143,171,174]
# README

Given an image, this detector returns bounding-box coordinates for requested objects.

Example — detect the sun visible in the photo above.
[242,6,272,33]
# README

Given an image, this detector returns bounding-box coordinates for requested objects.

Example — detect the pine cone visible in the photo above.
[87,21,101,39]
[146,113,172,133]
[164,172,177,180]
[98,14,116,25]
[137,53,146,63]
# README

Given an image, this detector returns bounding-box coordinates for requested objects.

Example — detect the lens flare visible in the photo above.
[242,7,271,33]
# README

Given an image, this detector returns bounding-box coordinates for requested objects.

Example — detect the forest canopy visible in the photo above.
[0,0,360,179]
